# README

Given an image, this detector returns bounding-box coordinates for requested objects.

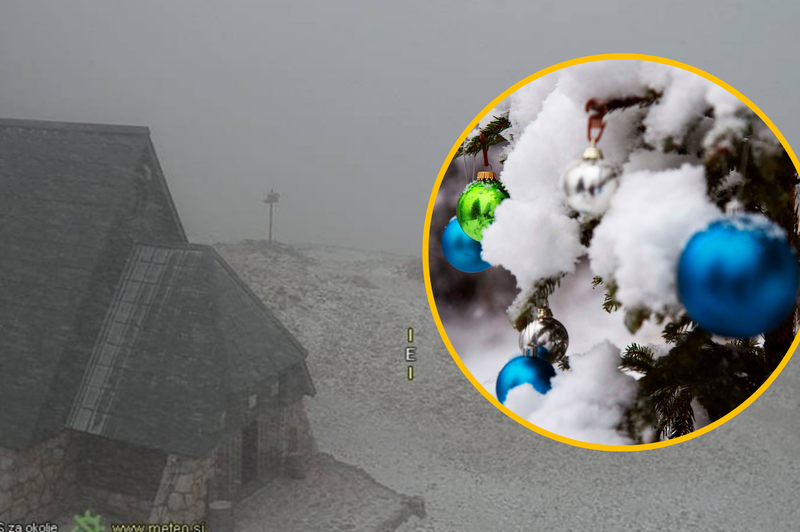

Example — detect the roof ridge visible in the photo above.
[0,117,150,136]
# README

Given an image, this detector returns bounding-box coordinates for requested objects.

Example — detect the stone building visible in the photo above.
[0,119,316,525]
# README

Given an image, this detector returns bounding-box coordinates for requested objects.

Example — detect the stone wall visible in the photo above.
[79,487,152,523]
[209,397,317,502]
[58,431,163,523]
[280,399,316,477]
[0,398,316,525]
[0,432,70,523]
[257,398,316,483]
[149,454,213,524]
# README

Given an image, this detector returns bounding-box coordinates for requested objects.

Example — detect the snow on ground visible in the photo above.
[217,240,800,532]
[235,454,424,532]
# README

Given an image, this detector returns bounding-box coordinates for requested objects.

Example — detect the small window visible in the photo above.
[248,393,257,409]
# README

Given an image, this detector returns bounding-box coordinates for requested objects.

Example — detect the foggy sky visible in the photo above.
[1,0,799,255]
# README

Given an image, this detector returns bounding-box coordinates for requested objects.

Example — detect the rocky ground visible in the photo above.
[235,454,424,532]
[217,239,800,532]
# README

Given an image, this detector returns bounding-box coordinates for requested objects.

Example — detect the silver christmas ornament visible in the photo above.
[518,306,569,365]
[560,140,621,217]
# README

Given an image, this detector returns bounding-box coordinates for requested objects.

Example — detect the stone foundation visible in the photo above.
[284,399,316,461]
[0,399,316,525]
[149,455,213,524]
[211,397,316,501]
[280,400,315,479]
[0,432,70,523]
[58,431,162,523]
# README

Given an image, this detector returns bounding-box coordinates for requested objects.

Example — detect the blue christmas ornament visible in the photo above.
[678,214,799,338]
[496,355,556,404]
[441,216,491,273]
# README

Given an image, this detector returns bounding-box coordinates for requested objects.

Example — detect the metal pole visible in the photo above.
[264,188,280,244]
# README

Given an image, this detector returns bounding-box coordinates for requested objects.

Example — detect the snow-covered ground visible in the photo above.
[217,240,800,531]
[235,453,423,532]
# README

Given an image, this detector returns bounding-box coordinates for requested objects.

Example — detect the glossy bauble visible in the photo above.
[441,216,491,273]
[456,174,509,241]
[496,355,556,404]
[678,214,799,337]
[518,307,569,364]
[560,146,620,217]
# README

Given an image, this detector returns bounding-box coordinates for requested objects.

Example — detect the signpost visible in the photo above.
[264,188,280,243]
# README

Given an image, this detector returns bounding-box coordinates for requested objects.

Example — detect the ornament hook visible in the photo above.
[480,131,490,168]
[585,98,607,144]
[476,131,496,180]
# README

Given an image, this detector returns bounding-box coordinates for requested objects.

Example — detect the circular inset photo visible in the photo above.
[423,54,800,450]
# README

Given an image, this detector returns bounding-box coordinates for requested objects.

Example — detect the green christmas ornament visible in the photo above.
[456,171,509,241]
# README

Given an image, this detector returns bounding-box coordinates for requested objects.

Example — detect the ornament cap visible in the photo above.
[537,307,553,320]
[582,145,603,160]
[477,171,498,181]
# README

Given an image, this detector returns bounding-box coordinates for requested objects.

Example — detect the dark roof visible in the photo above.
[0,119,312,453]
[66,243,312,456]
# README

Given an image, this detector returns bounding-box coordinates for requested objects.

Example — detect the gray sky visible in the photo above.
[1,0,799,255]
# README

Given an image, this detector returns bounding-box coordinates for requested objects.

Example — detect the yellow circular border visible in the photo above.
[422,53,800,452]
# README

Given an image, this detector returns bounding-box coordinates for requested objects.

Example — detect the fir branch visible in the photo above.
[601,280,621,314]
[731,337,761,350]
[617,386,658,445]
[624,308,651,334]
[602,88,663,114]
[580,217,601,247]
[635,325,775,440]
[661,109,712,159]
[706,109,796,220]
[652,388,677,440]
[661,314,695,344]
[657,386,695,440]
[621,343,655,374]
[663,136,688,155]
[557,357,571,371]
[603,294,621,314]
[591,276,604,289]
[510,275,564,331]
[702,110,798,369]
[455,114,512,159]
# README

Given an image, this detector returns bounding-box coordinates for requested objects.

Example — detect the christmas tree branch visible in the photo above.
[763,168,798,369]
[601,88,663,114]
[455,113,512,159]
[656,386,695,440]
[624,308,651,334]
[617,387,658,444]
[632,324,775,438]
[662,314,695,344]
[606,106,796,441]
[621,343,655,374]
[509,275,564,331]
[705,112,800,369]
[580,217,601,247]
